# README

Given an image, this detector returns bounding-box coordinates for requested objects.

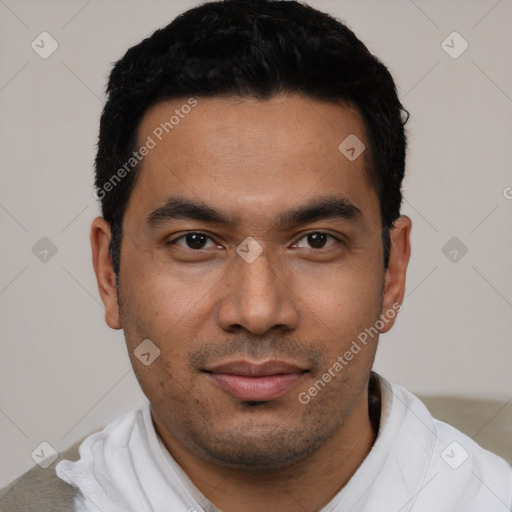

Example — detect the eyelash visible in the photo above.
[167,231,343,251]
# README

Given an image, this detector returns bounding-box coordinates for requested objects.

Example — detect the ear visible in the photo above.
[90,217,122,330]
[380,215,411,333]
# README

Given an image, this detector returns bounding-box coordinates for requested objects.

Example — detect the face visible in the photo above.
[92,95,410,470]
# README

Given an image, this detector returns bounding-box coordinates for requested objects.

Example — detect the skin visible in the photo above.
[91,95,411,511]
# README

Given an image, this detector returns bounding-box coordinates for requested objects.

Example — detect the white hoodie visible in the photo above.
[56,374,512,512]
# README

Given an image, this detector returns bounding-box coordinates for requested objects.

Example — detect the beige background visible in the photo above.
[0,0,511,486]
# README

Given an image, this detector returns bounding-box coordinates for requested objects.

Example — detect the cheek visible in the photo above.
[297,263,383,363]
[120,248,213,337]
[299,261,382,318]
[121,277,200,404]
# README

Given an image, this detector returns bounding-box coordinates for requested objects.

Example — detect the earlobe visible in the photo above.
[380,215,412,334]
[90,217,122,330]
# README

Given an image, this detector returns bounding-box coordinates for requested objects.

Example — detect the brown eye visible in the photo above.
[171,232,217,250]
[306,233,328,249]
[295,232,339,250]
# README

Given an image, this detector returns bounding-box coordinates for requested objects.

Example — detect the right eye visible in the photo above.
[167,232,221,251]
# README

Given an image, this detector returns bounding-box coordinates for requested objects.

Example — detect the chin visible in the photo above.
[185,418,333,471]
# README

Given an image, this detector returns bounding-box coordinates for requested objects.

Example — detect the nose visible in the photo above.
[216,248,299,336]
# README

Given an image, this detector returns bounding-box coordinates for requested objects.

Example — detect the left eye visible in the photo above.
[171,232,218,250]
[294,232,339,250]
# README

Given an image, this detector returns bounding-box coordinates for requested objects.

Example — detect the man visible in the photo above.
[2,0,511,510]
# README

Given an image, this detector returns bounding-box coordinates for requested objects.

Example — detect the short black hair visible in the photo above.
[94,0,409,277]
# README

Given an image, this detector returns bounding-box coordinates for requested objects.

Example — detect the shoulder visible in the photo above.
[423,417,512,510]
[431,415,512,481]
[386,380,512,509]
[0,441,81,512]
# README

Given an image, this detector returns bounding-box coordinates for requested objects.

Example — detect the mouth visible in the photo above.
[203,360,308,401]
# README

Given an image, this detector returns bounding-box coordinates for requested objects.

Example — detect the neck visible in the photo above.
[155,386,379,512]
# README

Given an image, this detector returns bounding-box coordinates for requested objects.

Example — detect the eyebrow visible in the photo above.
[277,196,363,228]
[146,195,363,229]
[147,197,227,226]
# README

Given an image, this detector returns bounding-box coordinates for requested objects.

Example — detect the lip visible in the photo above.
[204,360,308,401]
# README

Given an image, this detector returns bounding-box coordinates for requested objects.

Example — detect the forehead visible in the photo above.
[125,95,380,229]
